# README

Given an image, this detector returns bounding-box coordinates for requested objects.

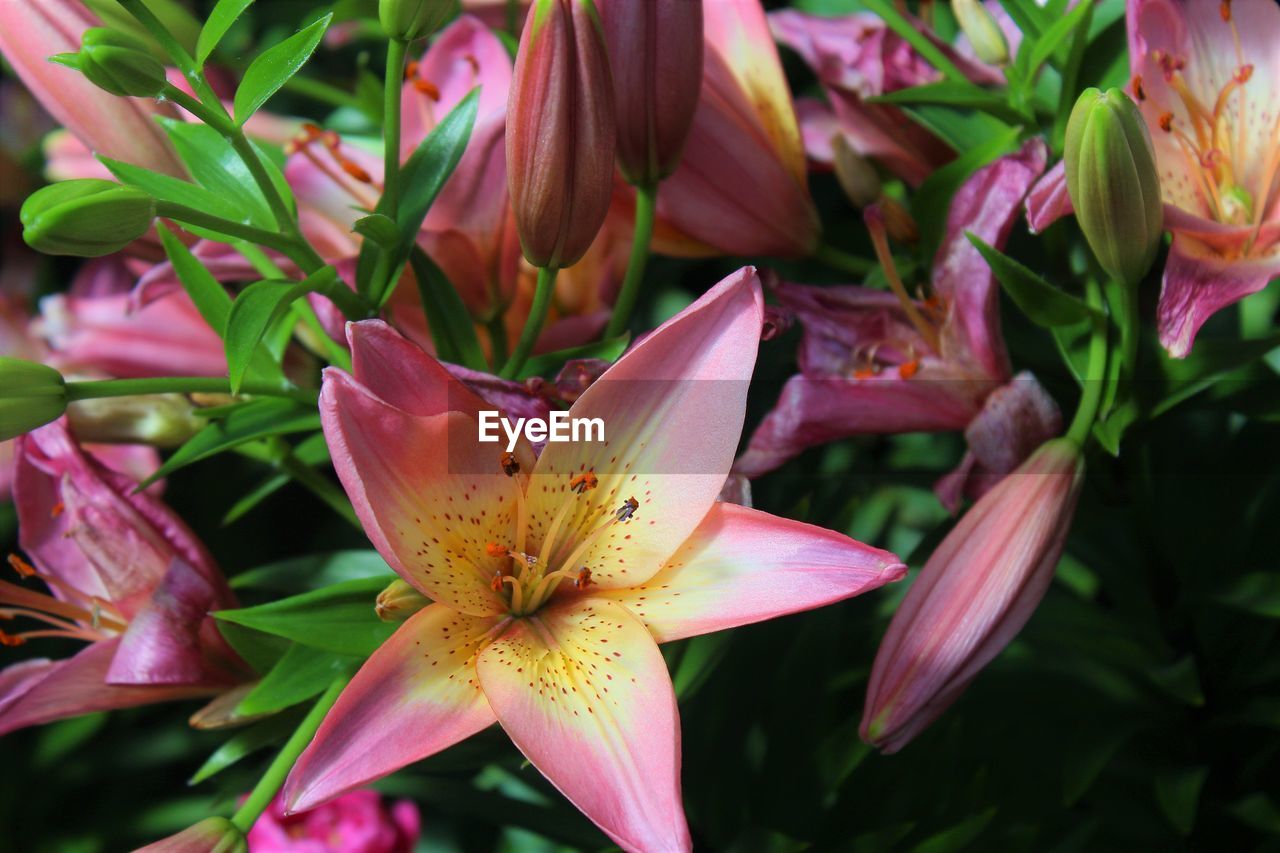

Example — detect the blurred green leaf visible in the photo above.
[968,234,1101,328]
[236,644,356,716]
[158,118,275,227]
[101,157,248,231]
[230,549,395,591]
[1155,766,1208,835]
[215,576,396,657]
[518,334,631,379]
[869,82,1029,124]
[910,808,997,852]
[234,14,331,124]
[408,247,488,370]
[188,711,300,785]
[1215,572,1280,619]
[197,0,255,65]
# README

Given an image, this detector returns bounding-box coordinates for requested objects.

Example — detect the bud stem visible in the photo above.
[231,676,351,832]
[812,243,877,277]
[65,378,318,406]
[604,182,657,340]
[500,266,559,379]
[383,38,408,220]
[1066,277,1110,446]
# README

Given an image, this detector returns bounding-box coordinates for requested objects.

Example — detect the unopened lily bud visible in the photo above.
[507,0,616,269]
[66,393,202,448]
[0,358,67,441]
[831,134,881,209]
[598,0,702,186]
[134,816,246,853]
[76,28,168,98]
[21,179,156,257]
[953,0,1008,66]
[862,438,1083,753]
[379,0,457,42]
[375,578,431,622]
[1065,87,1163,286]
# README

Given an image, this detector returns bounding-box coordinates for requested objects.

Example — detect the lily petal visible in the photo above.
[285,603,501,812]
[599,502,905,642]
[476,599,689,852]
[1025,159,1071,234]
[527,267,763,590]
[346,319,488,418]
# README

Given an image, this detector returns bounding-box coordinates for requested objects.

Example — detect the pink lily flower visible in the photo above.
[769,10,1003,187]
[1027,0,1280,356]
[284,268,906,850]
[0,0,186,178]
[0,420,248,736]
[247,791,420,853]
[653,0,821,258]
[862,437,1084,753]
[133,818,245,853]
[736,140,1062,510]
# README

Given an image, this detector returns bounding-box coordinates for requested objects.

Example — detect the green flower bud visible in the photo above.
[21,179,156,257]
[953,0,1008,66]
[67,394,202,448]
[1065,87,1164,286]
[0,359,67,442]
[375,578,432,622]
[379,0,457,42]
[77,28,168,98]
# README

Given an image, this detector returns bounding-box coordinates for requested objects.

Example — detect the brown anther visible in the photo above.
[413,78,441,100]
[569,471,598,494]
[404,60,420,80]
[1220,0,1231,21]
[616,497,639,522]
[1235,64,1253,84]
[340,160,374,183]
[1158,112,1175,132]
[899,360,920,379]
[500,451,520,477]
[574,568,593,590]
[1131,74,1146,101]
[7,554,36,578]
[485,542,509,558]
[490,571,505,592]
[0,629,25,647]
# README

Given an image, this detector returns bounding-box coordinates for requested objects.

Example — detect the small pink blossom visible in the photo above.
[247,791,420,853]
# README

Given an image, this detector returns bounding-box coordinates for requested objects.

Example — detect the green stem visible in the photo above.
[812,242,877,277]
[66,377,317,405]
[227,131,297,233]
[154,201,298,257]
[231,676,349,832]
[500,266,558,379]
[118,0,224,108]
[604,182,656,339]
[383,39,408,219]
[1066,278,1110,446]
[487,314,510,370]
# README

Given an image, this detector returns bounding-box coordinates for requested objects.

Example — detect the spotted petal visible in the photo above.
[285,603,501,812]
[476,599,689,852]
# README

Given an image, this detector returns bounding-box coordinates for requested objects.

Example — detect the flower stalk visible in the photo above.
[604,182,656,339]
[500,265,558,379]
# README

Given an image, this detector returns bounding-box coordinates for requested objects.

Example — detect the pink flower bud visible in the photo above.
[506,0,616,269]
[862,438,1084,753]
[598,0,703,186]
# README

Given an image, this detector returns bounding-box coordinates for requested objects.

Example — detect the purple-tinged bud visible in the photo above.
[507,0,616,269]
[861,438,1084,753]
[597,0,702,186]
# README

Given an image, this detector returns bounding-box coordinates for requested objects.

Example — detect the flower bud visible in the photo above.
[66,393,203,448]
[375,578,432,622]
[20,179,156,257]
[953,0,1008,66]
[598,0,702,186]
[1065,87,1164,286]
[831,134,881,209]
[76,28,168,98]
[507,0,616,269]
[862,438,1083,753]
[134,816,246,853]
[0,359,67,442]
[379,0,457,42]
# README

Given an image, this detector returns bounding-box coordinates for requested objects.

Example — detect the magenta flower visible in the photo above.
[283,268,905,850]
[0,420,247,735]
[247,791,420,853]
[736,140,1062,510]
[1028,0,1280,356]
[862,438,1084,753]
[769,10,1003,187]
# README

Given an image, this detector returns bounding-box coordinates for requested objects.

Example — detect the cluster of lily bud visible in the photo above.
[57,27,169,99]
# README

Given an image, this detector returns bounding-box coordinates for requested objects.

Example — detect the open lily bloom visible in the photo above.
[1027,0,1280,356]
[736,140,1061,509]
[286,268,906,850]
[0,420,246,736]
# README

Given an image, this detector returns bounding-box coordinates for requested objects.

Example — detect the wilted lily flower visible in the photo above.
[862,438,1084,753]
[285,268,905,849]
[0,420,248,735]
[737,140,1062,510]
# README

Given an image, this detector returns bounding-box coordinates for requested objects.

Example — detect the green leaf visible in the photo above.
[156,224,232,334]
[197,0,255,65]
[353,213,400,249]
[1155,767,1209,835]
[1215,572,1280,619]
[672,633,732,699]
[899,105,1014,154]
[231,549,394,592]
[517,334,630,380]
[215,576,397,657]
[869,82,1029,125]
[101,156,248,229]
[1062,728,1133,805]
[1149,332,1280,417]
[1146,655,1204,706]
[910,808,997,853]
[158,118,275,227]
[224,275,328,393]
[235,644,355,716]
[223,432,330,525]
[859,0,966,82]
[408,247,488,370]
[188,711,300,785]
[141,398,320,487]
[1026,0,1093,80]
[913,125,1021,251]
[233,14,332,125]
[968,234,1103,328]
[1229,794,1280,835]
[216,620,290,673]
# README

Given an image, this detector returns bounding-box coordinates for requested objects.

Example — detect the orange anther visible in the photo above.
[490,571,504,592]
[413,78,441,100]
[404,60,419,80]
[500,451,520,477]
[50,501,64,518]
[1220,0,1231,21]
[0,629,25,647]
[302,122,324,139]
[899,360,920,379]
[1235,64,1253,84]
[1158,112,1174,132]
[7,554,36,578]
[569,471,598,494]
[574,568,593,590]
[853,367,877,380]
[340,160,373,183]
[485,542,508,558]
[1131,74,1145,101]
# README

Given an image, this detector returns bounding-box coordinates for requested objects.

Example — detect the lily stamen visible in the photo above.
[864,204,942,353]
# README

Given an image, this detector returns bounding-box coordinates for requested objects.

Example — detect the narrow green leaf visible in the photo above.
[188,711,300,785]
[967,234,1103,328]
[910,808,998,853]
[224,278,315,393]
[158,118,274,227]
[354,213,400,249]
[1215,573,1280,619]
[860,0,966,81]
[141,398,320,487]
[913,125,1021,250]
[223,433,330,525]
[230,549,394,592]
[517,334,630,380]
[1155,767,1209,835]
[215,576,396,657]
[156,224,232,334]
[197,0,255,65]
[869,81,1029,125]
[101,156,248,228]
[233,14,332,125]
[1027,0,1093,80]
[408,247,488,370]
[235,644,355,717]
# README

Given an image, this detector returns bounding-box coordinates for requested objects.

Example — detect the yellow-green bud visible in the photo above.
[77,28,169,98]
[379,0,457,42]
[21,179,156,257]
[66,394,202,448]
[1065,87,1164,286]
[953,0,1008,66]
[0,359,67,441]
[375,578,431,622]
[831,134,881,209]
